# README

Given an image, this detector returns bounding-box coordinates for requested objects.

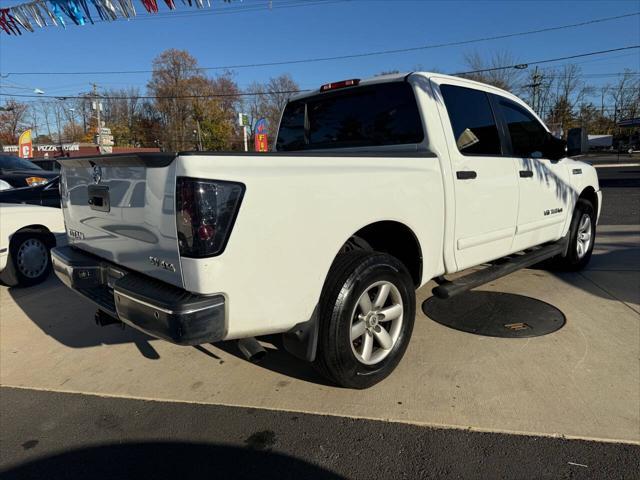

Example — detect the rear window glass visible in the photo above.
[440,84,502,156]
[276,82,424,151]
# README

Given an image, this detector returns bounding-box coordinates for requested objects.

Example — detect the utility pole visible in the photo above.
[31,110,38,140]
[54,102,62,147]
[194,118,203,151]
[41,101,52,140]
[529,66,542,115]
[93,83,102,149]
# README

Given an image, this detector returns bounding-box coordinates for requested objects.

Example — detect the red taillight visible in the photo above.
[176,177,245,258]
[198,224,215,241]
[319,78,360,92]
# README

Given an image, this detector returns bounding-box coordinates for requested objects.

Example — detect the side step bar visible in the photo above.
[432,238,568,300]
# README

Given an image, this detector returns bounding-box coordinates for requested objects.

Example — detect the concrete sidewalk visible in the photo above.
[1,225,638,444]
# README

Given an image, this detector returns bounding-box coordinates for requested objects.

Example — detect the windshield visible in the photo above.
[0,156,43,171]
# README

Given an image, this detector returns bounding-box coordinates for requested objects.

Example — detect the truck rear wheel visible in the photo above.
[314,251,415,389]
[550,198,596,271]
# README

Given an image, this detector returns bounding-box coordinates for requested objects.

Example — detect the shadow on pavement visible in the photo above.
[0,442,344,480]
[588,246,640,272]
[8,275,161,359]
[7,276,332,381]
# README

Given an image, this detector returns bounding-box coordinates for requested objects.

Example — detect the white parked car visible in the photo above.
[0,204,66,286]
[51,72,601,388]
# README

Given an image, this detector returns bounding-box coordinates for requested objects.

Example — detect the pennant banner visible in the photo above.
[1,0,232,35]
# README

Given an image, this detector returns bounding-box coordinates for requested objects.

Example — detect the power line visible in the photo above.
[0,89,310,100]
[6,72,636,101]
[2,11,639,76]
[3,46,639,101]
[452,46,640,75]
[2,48,639,102]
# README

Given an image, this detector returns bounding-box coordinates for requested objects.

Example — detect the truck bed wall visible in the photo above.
[176,153,445,339]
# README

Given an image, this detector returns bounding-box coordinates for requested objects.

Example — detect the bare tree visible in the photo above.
[244,74,300,141]
[609,70,640,123]
[545,65,591,133]
[461,50,523,91]
[0,99,30,145]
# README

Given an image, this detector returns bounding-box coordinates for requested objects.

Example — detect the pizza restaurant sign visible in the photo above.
[2,143,81,153]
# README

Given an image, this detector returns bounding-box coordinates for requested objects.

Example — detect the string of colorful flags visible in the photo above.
[0,0,233,35]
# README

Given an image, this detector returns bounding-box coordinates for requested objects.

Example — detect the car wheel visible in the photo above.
[314,251,415,389]
[9,233,52,286]
[550,199,596,271]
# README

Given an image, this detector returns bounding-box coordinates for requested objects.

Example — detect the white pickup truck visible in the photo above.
[52,72,601,388]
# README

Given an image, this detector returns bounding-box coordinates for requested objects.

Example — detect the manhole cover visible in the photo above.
[422,291,565,338]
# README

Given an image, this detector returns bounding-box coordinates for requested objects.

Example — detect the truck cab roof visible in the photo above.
[288,71,517,103]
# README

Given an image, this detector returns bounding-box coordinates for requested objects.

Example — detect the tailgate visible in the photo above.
[59,153,183,288]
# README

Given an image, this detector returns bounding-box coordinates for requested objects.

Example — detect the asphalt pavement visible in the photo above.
[1,387,638,480]
[1,166,638,480]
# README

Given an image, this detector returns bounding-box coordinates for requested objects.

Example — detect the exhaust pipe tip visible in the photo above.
[94,309,123,328]
[237,337,267,363]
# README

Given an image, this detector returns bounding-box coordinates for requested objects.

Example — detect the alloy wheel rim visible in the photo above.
[350,281,403,365]
[16,238,48,278]
[576,214,592,259]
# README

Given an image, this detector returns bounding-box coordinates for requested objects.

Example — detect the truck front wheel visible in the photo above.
[314,251,415,389]
[550,198,596,271]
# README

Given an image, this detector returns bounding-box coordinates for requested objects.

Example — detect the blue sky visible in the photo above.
[0,0,639,99]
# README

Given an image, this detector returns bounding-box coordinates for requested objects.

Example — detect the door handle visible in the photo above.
[519,170,533,178]
[456,170,477,180]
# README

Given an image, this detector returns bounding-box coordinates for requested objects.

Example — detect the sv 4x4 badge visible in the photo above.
[149,256,176,272]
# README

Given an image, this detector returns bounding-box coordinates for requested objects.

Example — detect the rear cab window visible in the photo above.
[276,82,424,151]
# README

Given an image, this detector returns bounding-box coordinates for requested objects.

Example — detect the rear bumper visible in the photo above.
[51,246,226,346]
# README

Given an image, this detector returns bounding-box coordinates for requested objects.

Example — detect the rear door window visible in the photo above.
[440,84,502,156]
[276,82,423,151]
[497,98,548,158]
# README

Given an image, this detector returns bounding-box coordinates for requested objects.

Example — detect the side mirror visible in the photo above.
[543,133,566,161]
[566,127,588,157]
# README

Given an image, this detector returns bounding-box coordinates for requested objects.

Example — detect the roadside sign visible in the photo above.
[255,134,268,152]
[18,129,32,159]
[238,113,250,127]
[254,118,268,152]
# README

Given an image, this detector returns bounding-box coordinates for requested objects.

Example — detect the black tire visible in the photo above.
[9,233,53,287]
[550,198,596,271]
[314,251,416,389]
